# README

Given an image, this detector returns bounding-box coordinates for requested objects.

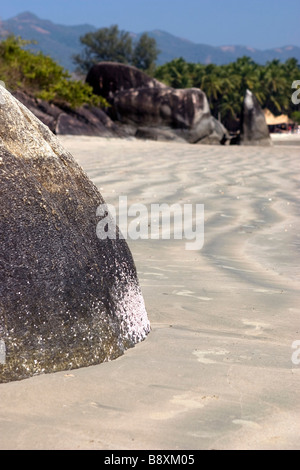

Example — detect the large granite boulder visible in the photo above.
[12,90,62,134]
[240,89,272,146]
[86,61,166,102]
[0,86,150,383]
[113,86,217,144]
[86,63,229,144]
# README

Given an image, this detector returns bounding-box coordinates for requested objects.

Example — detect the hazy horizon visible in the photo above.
[1,0,300,49]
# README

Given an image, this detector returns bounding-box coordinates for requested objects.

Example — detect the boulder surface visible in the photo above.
[86,61,166,101]
[12,91,125,138]
[0,86,150,383]
[86,62,229,145]
[240,89,272,146]
[113,86,216,143]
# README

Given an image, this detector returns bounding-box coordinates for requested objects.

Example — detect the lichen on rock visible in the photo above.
[0,86,150,383]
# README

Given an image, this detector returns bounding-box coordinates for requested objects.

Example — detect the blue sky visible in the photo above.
[1,0,300,49]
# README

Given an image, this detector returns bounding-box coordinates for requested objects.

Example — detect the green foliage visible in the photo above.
[0,35,108,108]
[73,25,133,72]
[155,56,300,130]
[37,79,107,108]
[74,25,159,74]
[291,111,300,124]
[155,57,193,88]
[132,33,160,73]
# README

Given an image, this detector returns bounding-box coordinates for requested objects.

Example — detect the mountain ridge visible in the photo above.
[1,12,299,71]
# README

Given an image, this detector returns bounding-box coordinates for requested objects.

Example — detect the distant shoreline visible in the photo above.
[271,133,300,146]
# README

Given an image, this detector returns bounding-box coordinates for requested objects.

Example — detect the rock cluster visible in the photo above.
[86,62,229,144]
[12,90,125,138]
[11,66,271,146]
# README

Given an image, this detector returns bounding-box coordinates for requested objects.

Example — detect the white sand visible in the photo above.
[271,133,300,147]
[0,137,299,450]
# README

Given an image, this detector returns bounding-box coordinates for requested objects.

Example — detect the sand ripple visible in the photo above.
[0,137,299,450]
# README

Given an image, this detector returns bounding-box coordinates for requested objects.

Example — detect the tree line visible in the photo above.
[74,25,300,128]
[154,57,300,129]
[73,25,160,75]
[1,26,299,128]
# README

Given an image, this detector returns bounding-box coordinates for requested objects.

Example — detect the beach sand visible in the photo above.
[0,136,299,450]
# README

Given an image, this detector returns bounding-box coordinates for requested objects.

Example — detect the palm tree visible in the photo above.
[156,54,299,130]
[200,66,222,101]
[229,57,260,96]
[159,58,193,88]
[263,60,290,113]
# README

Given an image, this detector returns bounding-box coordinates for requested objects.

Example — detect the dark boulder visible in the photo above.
[12,91,125,138]
[240,89,272,146]
[112,86,219,144]
[0,87,150,383]
[85,62,230,145]
[55,105,126,137]
[86,61,166,102]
